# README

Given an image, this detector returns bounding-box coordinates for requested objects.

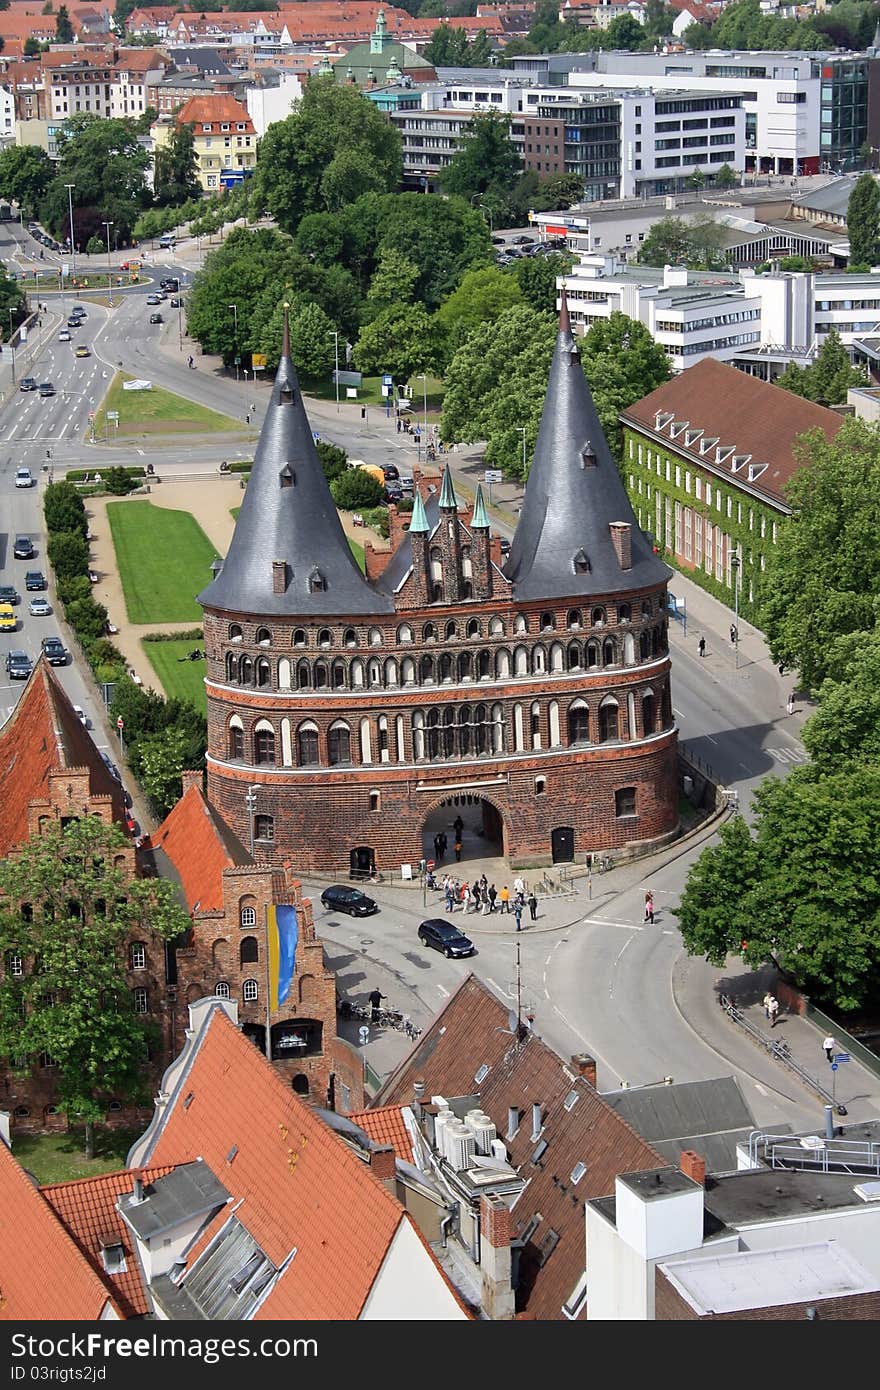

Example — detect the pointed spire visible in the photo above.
[471,483,489,529]
[439,463,458,510]
[503,288,669,601]
[199,313,392,617]
[408,490,429,534]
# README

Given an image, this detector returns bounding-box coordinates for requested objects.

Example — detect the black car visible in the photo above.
[14,534,34,559]
[0,584,20,605]
[5,650,31,680]
[160,277,179,291]
[149,312,163,324]
[383,464,400,481]
[499,536,511,558]
[384,484,403,503]
[320,884,378,917]
[170,296,182,307]
[39,381,55,397]
[25,570,47,590]
[67,316,80,327]
[41,636,66,666]
[417,918,475,958]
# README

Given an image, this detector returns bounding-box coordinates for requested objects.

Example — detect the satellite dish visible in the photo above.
[507,1009,518,1034]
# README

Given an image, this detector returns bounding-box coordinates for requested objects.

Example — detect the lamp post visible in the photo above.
[228,302,238,381]
[245,784,258,859]
[330,329,340,411]
[417,370,427,443]
[64,183,76,282]
[102,220,113,305]
[730,545,741,670]
[516,424,527,477]
[7,307,15,385]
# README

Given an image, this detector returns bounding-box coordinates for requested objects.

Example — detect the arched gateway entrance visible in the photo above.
[422,792,505,867]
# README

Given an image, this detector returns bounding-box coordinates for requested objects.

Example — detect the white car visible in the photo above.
[73,704,89,728]
[15,467,33,488]
[28,596,51,616]
[58,329,71,342]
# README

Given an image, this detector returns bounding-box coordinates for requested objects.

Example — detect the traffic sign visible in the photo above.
[834,1052,851,1063]
[485,469,503,484]
[88,410,95,420]
[830,1062,839,1071]
[382,373,394,386]
[116,716,124,729]
[106,411,119,420]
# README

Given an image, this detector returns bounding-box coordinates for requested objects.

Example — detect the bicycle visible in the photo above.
[593,854,614,873]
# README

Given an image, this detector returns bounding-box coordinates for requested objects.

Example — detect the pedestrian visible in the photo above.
[698,636,706,658]
[454,836,462,863]
[768,995,779,1028]
[499,885,510,913]
[453,814,464,838]
[488,883,497,912]
[462,885,471,913]
[513,874,525,897]
[786,691,795,716]
[823,1034,835,1063]
[445,884,454,914]
[514,902,523,932]
[481,885,489,914]
[187,354,194,369]
[644,891,654,924]
[434,833,442,862]
[730,623,738,645]
[245,412,250,424]
[368,987,385,1024]
[762,992,772,1019]
[396,416,401,433]
[514,891,525,913]
[250,401,256,415]
[439,831,447,857]
[528,891,537,921]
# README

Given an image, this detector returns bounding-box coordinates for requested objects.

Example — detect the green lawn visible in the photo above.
[11,1128,142,1184]
[305,372,444,418]
[143,639,207,711]
[93,371,245,437]
[107,501,217,623]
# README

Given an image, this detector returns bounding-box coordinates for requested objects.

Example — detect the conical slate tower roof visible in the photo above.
[199,315,392,617]
[503,293,670,601]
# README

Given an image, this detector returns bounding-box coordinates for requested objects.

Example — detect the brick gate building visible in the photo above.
[199,301,679,874]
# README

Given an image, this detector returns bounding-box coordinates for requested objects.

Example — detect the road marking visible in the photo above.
[705,735,717,744]
[754,1083,767,1096]
[435,983,449,998]
[486,976,505,998]
[766,745,808,764]
[582,916,642,931]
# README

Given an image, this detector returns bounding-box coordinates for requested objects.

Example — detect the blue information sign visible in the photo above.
[834,1052,850,1063]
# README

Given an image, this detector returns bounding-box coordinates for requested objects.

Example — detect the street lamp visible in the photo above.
[228,303,238,381]
[330,329,340,412]
[730,545,741,670]
[64,183,76,282]
[102,220,113,305]
[516,424,527,477]
[417,371,428,443]
[7,307,14,385]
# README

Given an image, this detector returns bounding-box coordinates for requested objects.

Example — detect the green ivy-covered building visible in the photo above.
[619,359,844,621]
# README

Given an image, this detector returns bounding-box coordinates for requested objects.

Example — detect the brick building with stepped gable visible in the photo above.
[198,299,679,875]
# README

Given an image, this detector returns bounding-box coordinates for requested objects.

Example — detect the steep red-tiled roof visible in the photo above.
[42,1165,174,1317]
[0,658,123,860]
[174,92,255,131]
[349,1104,413,1160]
[0,1139,118,1319]
[153,782,248,912]
[620,358,845,508]
[376,974,664,1320]
[144,1009,429,1319]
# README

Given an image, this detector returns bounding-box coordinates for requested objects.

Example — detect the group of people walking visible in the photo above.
[439,872,537,930]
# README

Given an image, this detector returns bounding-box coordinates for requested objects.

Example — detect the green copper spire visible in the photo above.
[439,463,458,510]
[471,483,489,529]
[409,490,429,534]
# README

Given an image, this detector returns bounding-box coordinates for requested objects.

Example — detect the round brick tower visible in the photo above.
[199,301,679,874]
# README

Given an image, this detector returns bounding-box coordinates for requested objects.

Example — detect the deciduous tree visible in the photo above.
[0,145,53,211]
[153,122,201,207]
[580,312,672,456]
[439,110,521,201]
[846,173,880,268]
[353,303,436,380]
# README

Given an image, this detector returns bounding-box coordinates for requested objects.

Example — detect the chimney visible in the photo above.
[479,1192,515,1320]
[180,770,203,794]
[506,1106,519,1140]
[272,559,288,594]
[530,1102,542,1142]
[131,1172,144,1204]
[413,1078,426,1122]
[679,1150,706,1187]
[369,1144,397,1189]
[571,1054,597,1088]
[609,521,632,571]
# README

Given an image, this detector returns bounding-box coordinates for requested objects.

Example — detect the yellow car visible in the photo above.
[75,345,90,358]
[0,603,17,632]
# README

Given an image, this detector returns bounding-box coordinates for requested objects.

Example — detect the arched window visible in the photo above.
[343,627,358,648]
[514,613,528,634]
[549,700,561,746]
[640,631,651,661]
[278,657,291,689]
[240,902,256,928]
[623,632,635,665]
[238,654,252,685]
[642,692,656,735]
[513,702,525,751]
[317,628,332,648]
[550,642,564,672]
[369,627,383,647]
[293,628,307,648]
[514,645,528,676]
[567,642,581,671]
[532,645,546,675]
[396,714,405,761]
[491,701,504,753]
[384,657,398,686]
[496,648,511,678]
[412,710,425,760]
[599,698,619,743]
[591,607,606,627]
[457,652,471,682]
[281,717,292,767]
[397,623,413,644]
[228,718,244,761]
[540,611,555,632]
[586,640,599,668]
[297,721,319,765]
[445,619,458,640]
[351,659,365,688]
[426,708,440,760]
[240,936,258,965]
[243,978,259,1003]
[489,617,504,636]
[360,717,373,763]
[474,703,488,755]
[423,623,437,642]
[368,658,382,687]
[641,600,653,620]
[296,660,311,689]
[215,982,230,999]
[328,722,351,765]
[531,700,542,749]
[478,649,491,679]
[567,609,581,630]
[254,723,275,765]
[439,652,453,682]
[602,637,616,666]
[228,623,243,642]
[256,627,271,647]
[442,706,456,757]
[568,700,590,744]
[466,618,480,639]
[225,652,236,682]
[256,657,271,688]
[314,661,329,689]
[332,660,346,689]
[618,603,631,624]
[402,656,416,685]
[420,654,435,684]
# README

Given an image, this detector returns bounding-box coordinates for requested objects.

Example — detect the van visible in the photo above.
[348,459,385,487]
[158,234,176,250]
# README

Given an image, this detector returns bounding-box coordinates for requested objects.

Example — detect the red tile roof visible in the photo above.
[42,1165,174,1318]
[349,1105,413,1160]
[153,782,247,912]
[0,658,123,861]
[0,1138,117,1319]
[143,1008,444,1319]
[174,92,255,132]
[376,974,664,1320]
[620,358,845,508]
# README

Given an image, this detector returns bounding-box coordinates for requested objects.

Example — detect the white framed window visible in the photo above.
[215,982,230,999]
[132,987,148,1014]
[240,905,256,927]
[243,978,258,1003]
[8,952,22,978]
[685,471,691,494]
[129,942,146,971]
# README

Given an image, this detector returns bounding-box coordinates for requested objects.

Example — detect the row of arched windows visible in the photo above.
[222,628,669,693]
[223,599,663,652]
[225,688,671,767]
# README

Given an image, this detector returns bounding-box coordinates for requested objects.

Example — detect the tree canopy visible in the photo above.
[41,114,150,244]
[637,214,728,271]
[0,145,53,211]
[775,329,865,406]
[439,110,522,202]
[846,173,880,269]
[153,121,201,207]
[580,312,672,457]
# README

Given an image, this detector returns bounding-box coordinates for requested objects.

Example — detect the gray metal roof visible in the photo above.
[604,1077,755,1146]
[503,297,670,601]
[794,176,857,218]
[122,1160,230,1241]
[199,326,393,618]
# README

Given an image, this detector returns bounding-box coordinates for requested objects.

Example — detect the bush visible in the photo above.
[64,467,144,482]
[56,573,93,606]
[105,466,139,496]
[44,481,87,536]
[227,460,251,473]
[66,595,108,642]
[85,235,104,255]
[360,506,390,538]
[316,440,347,483]
[330,469,385,510]
[143,628,203,643]
[47,531,89,583]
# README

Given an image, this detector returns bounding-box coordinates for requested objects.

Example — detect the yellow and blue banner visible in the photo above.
[267,904,298,1011]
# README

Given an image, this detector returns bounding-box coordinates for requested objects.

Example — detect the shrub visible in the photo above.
[57,573,93,607]
[316,440,347,483]
[105,466,139,496]
[66,595,108,642]
[330,469,385,510]
[143,628,203,643]
[44,481,87,536]
[360,506,390,538]
[47,531,89,583]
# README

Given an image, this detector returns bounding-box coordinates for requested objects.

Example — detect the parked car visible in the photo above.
[320,884,378,917]
[491,235,506,245]
[384,484,403,503]
[72,704,89,727]
[417,918,476,958]
[513,234,534,245]
[5,650,31,679]
[25,570,46,590]
[14,534,34,559]
[0,603,16,632]
[0,584,20,605]
[499,536,511,558]
[15,466,33,487]
[28,595,51,616]
[40,635,67,665]
[75,345,90,357]
[58,329,71,342]
[38,382,55,398]
[100,750,121,782]
[19,376,38,391]
[149,312,163,324]
[399,475,415,494]
[383,464,400,481]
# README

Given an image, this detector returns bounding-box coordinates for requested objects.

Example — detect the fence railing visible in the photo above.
[718,992,844,1113]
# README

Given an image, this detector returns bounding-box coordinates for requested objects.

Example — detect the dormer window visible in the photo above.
[748,463,767,481]
[280,383,294,404]
[573,549,590,574]
[309,569,326,593]
[279,464,294,488]
[581,441,596,468]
